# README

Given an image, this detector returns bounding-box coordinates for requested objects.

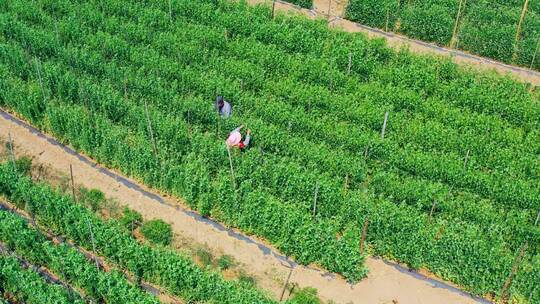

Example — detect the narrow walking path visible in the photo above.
[250,0,540,87]
[0,110,492,304]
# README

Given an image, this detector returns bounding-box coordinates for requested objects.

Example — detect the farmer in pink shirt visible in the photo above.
[226,125,251,150]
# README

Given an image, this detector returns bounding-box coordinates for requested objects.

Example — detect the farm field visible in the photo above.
[0,0,539,303]
[0,160,284,304]
[345,0,540,72]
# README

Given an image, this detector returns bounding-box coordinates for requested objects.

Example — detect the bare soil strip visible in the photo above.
[0,111,493,304]
[250,0,540,87]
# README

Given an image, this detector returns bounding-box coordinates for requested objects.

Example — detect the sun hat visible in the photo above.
[226,131,242,146]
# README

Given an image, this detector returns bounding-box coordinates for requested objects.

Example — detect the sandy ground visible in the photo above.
[249,0,540,87]
[0,112,492,304]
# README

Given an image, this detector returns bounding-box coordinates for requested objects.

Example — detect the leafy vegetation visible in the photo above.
[0,0,539,302]
[119,207,143,232]
[287,0,313,9]
[0,255,83,304]
[289,287,321,304]
[0,164,278,303]
[0,209,160,304]
[140,219,172,246]
[78,188,105,212]
[345,0,540,70]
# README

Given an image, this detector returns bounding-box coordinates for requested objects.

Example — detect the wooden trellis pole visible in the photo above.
[360,218,369,255]
[226,145,237,191]
[168,0,173,23]
[512,0,530,63]
[535,210,540,226]
[385,8,390,32]
[530,37,540,69]
[86,217,100,271]
[279,267,294,301]
[450,0,467,49]
[500,241,528,302]
[363,140,372,159]
[343,174,349,194]
[312,182,319,218]
[8,132,16,171]
[70,164,76,202]
[271,0,276,19]
[381,112,389,139]
[347,52,353,75]
[144,101,159,161]
[428,201,437,222]
[34,58,47,105]
[463,149,470,170]
[327,0,332,20]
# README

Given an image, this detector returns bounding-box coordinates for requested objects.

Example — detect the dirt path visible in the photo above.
[249,0,540,87]
[0,112,493,304]
[312,0,348,17]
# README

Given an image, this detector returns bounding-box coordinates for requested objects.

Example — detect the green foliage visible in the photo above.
[140,219,172,246]
[238,271,257,287]
[119,207,143,231]
[1,0,539,301]
[14,156,32,176]
[0,210,158,303]
[288,287,321,304]
[196,248,214,268]
[286,0,313,9]
[346,0,540,70]
[0,255,83,304]
[79,188,105,212]
[218,255,234,270]
[0,165,278,303]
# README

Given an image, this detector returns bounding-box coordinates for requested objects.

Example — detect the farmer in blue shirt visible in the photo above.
[215,96,232,118]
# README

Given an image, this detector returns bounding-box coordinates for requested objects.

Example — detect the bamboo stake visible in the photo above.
[450,0,466,49]
[312,182,319,218]
[347,52,352,75]
[8,132,16,171]
[360,218,369,255]
[512,0,530,63]
[343,174,349,194]
[385,8,390,32]
[144,101,159,161]
[86,217,100,271]
[327,0,332,20]
[226,145,237,190]
[69,164,76,202]
[428,201,437,221]
[463,149,470,170]
[381,111,389,139]
[279,267,294,301]
[34,58,47,105]
[530,37,540,69]
[500,242,528,302]
[168,0,173,23]
[363,141,371,159]
[271,0,276,19]
[534,210,540,226]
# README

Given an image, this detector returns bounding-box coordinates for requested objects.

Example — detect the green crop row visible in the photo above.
[2,0,538,219]
[1,0,539,301]
[345,0,540,71]
[2,0,538,243]
[0,254,82,304]
[0,208,160,303]
[0,164,280,303]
